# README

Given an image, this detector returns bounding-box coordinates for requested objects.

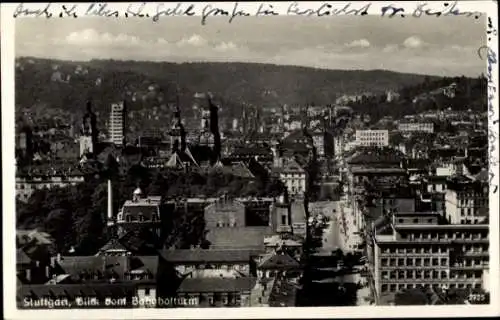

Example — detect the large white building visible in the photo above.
[372,214,490,304]
[109,102,125,146]
[398,122,434,134]
[355,130,389,147]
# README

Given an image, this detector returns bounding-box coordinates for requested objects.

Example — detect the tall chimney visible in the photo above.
[107,179,113,222]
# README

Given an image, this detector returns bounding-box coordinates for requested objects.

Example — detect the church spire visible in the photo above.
[170,90,186,152]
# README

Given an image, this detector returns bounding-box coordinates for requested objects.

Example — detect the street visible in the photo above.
[309,200,373,306]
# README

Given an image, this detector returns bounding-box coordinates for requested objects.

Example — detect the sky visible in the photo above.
[15,15,486,77]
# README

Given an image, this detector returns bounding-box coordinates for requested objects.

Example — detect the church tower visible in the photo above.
[270,190,293,235]
[198,92,221,162]
[79,100,98,157]
[169,95,186,153]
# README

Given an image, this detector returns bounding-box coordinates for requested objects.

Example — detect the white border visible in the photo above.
[2,1,499,319]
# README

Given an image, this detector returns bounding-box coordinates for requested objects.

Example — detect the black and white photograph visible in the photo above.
[2,1,499,319]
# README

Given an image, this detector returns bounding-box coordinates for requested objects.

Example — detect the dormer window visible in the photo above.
[139,215,145,222]
[126,215,132,222]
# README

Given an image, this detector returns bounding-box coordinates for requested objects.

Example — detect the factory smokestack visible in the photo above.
[107,179,113,224]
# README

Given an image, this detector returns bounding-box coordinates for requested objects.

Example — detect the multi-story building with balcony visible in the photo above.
[371,211,489,304]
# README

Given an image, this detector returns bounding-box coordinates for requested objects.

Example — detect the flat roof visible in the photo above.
[395,224,488,230]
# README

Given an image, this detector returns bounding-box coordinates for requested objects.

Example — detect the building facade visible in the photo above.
[372,212,489,303]
[109,102,126,146]
[445,178,489,225]
[398,122,434,134]
[355,130,389,147]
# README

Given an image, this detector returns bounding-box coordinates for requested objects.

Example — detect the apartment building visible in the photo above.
[398,122,434,134]
[372,212,489,304]
[445,176,489,225]
[355,130,389,147]
[109,102,125,146]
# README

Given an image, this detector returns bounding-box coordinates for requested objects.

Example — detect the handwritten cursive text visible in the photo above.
[287,2,370,16]
[13,3,53,18]
[201,3,250,25]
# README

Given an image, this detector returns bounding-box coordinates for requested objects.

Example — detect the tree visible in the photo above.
[44,208,74,252]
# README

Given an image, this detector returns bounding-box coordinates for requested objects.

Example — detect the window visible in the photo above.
[398,258,405,266]
[381,284,388,292]
[390,284,397,292]
[432,258,439,266]
[281,214,287,225]
[441,258,447,266]
[145,288,150,296]
[381,258,388,267]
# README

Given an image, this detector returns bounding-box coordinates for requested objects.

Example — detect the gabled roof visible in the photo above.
[166,148,199,168]
[57,256,129,279]
[129,256,159,277]
[117,230,159,255]
[281,158,305,173]
[257,251,300,270]
[98,238,129,254]
[211,161,255,179]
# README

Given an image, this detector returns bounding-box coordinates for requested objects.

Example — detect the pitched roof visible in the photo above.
[160,249,259,263]
[257,251,300,270]
[98,238,129,253]
[117,230,159,255]
[474,168,488,183]
[166,148,199,168]
[57,256,129,279]
[129,256,159,276]
[347,147,403,165]
[177,277,257,293]
[211,161,255,179]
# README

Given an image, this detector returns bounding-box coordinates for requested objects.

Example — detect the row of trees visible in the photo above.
[348,76,487,123]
